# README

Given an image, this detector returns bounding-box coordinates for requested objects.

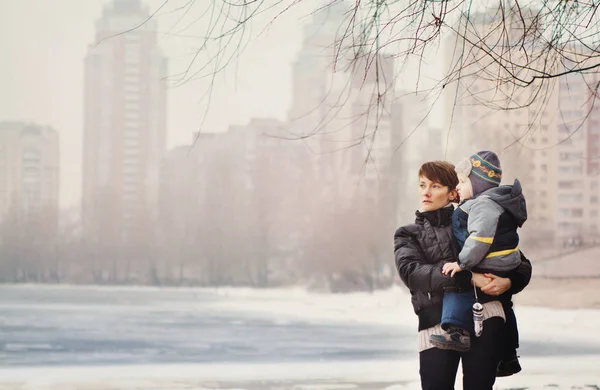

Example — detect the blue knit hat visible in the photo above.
[468,151,502,196]
[456,151,502,196]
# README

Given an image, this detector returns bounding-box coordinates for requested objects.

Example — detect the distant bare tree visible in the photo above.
[82,188,123,283]
[0,203,59,283]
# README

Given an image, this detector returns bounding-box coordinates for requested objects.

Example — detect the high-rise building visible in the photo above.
[0,122,59,220]
[444,10,600,247]
[443,9,558,244]
[289,3,399,202]
[554,69,600,244]
[289,2,348,124]
[82,0,167,237]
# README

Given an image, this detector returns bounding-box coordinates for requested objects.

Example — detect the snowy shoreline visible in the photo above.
[0,356,599,390]
[1,284,599,389]
[4,275,600,309]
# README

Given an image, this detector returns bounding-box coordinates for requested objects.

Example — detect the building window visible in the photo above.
[124,130,138,139]
[559,165,583,174]
[558,180,582,189]
[22,149,41,163]
[123,159,139,170]
[124,68,139,77]
[124,84,139,93]
[125,43,140,65]
[560,152,584,161]
[123,148,139,156]
[124,33,141,43]
[123,137,138,147]
[558,194,583,203]
[125,74,139,84]
[124,94,139,103]
[124,120,139,129]
[124,101,139,111]
[124,110,139,120]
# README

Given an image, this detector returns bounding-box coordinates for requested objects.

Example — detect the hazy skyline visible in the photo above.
[0,0,315,209]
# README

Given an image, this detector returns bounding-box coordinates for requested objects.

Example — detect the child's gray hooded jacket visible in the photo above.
[452,179,527,273]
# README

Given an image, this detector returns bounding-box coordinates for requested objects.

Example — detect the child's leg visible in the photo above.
[440,291,476,332]
[430,291,475,352]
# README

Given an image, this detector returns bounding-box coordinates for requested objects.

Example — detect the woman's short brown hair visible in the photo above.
[418,161,459,190]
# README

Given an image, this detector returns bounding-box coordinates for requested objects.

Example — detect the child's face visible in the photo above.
[456,173,474,201]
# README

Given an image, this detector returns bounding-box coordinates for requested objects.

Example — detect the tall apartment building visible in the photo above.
[0,122,59,221]
[553,69,600,243]
[158,120,313,282]
[443,9,558,243]
[393,92,443,224]
[82,0,167,237]
[289,3,399,205]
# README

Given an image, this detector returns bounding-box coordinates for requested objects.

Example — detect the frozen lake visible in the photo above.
[0,285,414,366]
[0,284,599,389]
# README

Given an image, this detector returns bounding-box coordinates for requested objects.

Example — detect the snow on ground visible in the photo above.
[0,356,599,390]
[209,285,419,329]
[212,285,600,346]
[0,285,599,390]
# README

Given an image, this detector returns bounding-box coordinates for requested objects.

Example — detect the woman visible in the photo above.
[393,161,532,390]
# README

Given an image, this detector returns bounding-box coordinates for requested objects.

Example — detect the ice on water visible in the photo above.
[0,285,598,390]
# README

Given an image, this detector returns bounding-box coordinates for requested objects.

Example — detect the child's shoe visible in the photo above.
[430,326,471,352]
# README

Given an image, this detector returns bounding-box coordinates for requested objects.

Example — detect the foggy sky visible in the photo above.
[0,0,312,210]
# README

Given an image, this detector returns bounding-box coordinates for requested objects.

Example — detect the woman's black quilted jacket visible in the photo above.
[394,206,532,331]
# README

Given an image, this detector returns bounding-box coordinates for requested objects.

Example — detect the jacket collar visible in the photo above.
[415,204,454,227]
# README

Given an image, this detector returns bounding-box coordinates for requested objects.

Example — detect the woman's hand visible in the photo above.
[471,273,492,289]
[480,273,512,296]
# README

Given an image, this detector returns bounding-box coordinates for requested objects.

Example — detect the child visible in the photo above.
[429,151,527,376]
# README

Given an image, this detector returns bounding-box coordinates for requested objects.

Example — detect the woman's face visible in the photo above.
[419,176,457,212]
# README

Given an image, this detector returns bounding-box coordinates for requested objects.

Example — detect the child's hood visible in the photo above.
[480,179,527,227]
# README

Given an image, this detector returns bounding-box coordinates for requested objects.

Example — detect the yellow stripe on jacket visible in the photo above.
[469,236,494,244]
[486,246,519,258]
